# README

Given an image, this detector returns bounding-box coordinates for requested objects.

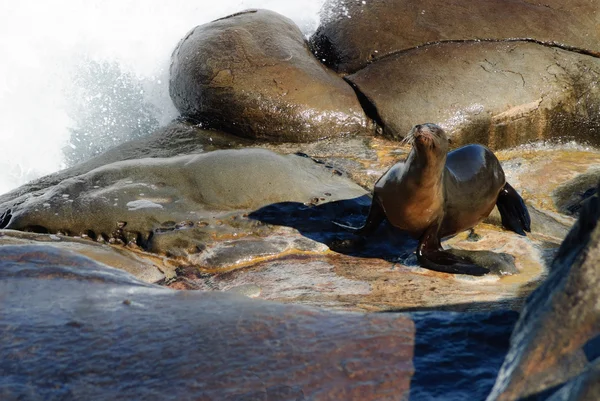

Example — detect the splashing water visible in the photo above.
[0,0,326,195]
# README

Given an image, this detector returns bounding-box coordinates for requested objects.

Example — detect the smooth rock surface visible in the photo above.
[487,183,600,400]
[0,119,250,206]
[169,9,369,142]
[0,149,367,256]
[0,245,415,401]
[0,230,175,283]
[311,0,600,73]
[546,357,600,401]
[347,41,600,147]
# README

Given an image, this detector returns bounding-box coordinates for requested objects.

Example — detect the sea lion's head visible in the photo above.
[403,123,450,156]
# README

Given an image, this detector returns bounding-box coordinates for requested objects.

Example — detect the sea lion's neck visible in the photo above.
[406,148,446,184]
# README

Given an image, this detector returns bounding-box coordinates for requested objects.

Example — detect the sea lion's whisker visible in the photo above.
[402,131,415,145]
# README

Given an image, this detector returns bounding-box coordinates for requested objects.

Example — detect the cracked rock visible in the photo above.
[311,0,600,74]
[347,41,600,147]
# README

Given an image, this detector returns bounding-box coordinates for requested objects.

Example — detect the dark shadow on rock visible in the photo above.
[248,196,418,262]
[583,334,600,362]
[250,197,518,274]
[409,310,519,401]
[380,300,524,314]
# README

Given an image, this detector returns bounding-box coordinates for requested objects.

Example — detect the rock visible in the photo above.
[169,9,369,142]
[0,244,415,400]
[0,119,250,206]
[488,145,600,241]
[0,230,174,283]
[347,41,600,147]
[311,0,600,73]
[91,119,252,162]
[202,224,545,311]
[6,126,598,313]
[0,148,367,258]
[487,182,600,400]
[553,169,600,216]
[546,357,600,401]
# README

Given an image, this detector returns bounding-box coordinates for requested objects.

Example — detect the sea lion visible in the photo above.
[335,123,531,276]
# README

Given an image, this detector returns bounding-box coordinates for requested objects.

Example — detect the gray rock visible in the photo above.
[311,0,600,73]
[347,41,600,147]
[0,119,250,206]
[546,357,600,401]
[553,169,600,216]
[487,182,600,400]
[0,244,415,400]
[0,148,367,257]
[169,9,369,142]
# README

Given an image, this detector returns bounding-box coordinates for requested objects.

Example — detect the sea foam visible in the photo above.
[0,0,326,195]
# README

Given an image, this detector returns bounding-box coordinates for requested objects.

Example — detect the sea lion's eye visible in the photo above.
[448,138,453,145]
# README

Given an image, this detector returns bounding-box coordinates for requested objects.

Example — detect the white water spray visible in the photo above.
[0,0,325,195]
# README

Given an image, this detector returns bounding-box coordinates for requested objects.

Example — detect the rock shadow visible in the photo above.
[249,195,418,263]
[250,196,519,275]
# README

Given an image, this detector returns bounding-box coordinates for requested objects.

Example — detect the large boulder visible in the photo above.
[0,245,415,400]
[487,182,600,400]
[0,120,250,206]
[169,9,369,142]
[311,0,600,74]
[546,358,600,401]
[0,148,367,256]
[346,41,600,147]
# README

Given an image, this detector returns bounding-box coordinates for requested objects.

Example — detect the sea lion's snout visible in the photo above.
[403,123,449,153]
[413,124,437,148]
[415,131,435,147]
[408,123,450,152]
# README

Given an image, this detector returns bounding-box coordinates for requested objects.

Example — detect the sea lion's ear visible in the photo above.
[448,137,453,145]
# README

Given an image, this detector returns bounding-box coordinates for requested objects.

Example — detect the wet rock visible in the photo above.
[209,257,372,306]
[194,237,291,270]
[270,136,380,189]
[3,124,591,313]
[311,0,600,73]
[553,169,600,216]
[487,183,600,400]
[0,230,174,283]
[169,9,369,142]
[92,119,252,162]
[224,283,262,298]
[347,41,600,147]
[205,224,545,311]
[0,245,415,400]
[486,145,600,241]
[0,119,250,205]
[546,357,600,401]
[0,148,367,258]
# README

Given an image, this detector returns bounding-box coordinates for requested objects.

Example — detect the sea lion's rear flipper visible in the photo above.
[417,223,490,276]
[333,197,386,236]
[496,182,531,236]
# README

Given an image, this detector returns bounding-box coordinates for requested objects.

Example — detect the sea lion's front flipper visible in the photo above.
[417,223,490,276]
[333,197,386,236]
[447,249,518,276]
[496,182,531,236]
